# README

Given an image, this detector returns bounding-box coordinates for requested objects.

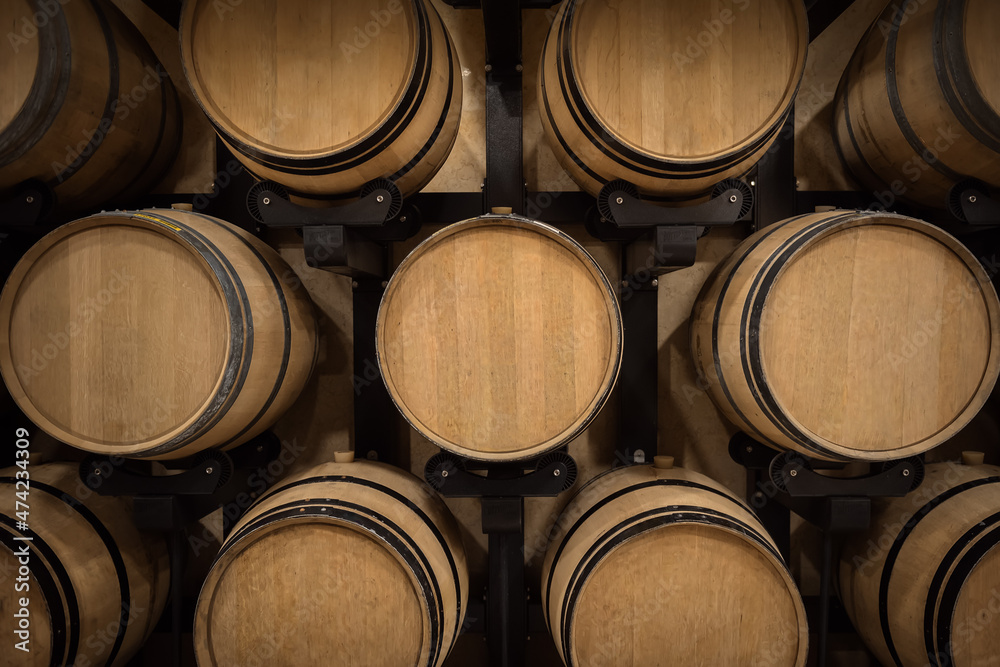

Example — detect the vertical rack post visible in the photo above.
[482,495,526,667]
[482,0,524,214]
[353,276,401,466]
[617,279,658,465]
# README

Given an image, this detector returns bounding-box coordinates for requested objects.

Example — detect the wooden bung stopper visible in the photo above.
[962,451,986,467]
[653,456,675,470]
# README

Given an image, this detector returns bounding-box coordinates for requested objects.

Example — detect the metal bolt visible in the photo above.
[381,281,389,288]
[730,195,738,203]
[94,469,101,476]
[746,445,753,454]
[903,468,911,477]
[205,467,214,475]
[651,279,658,287]
[485,64,493,73]
[366,450,378,461]
[262,197,271,205]
[970,195,978,203]
[515,64,524,72]
[553,468,561,477]
[441,469,449,478]
[25,196,34,204]
[399,216,407,223]
[753,491,765,502]
[621,280,629,288]
[352,281,359,289]
[257,445,264,452]
[789,468,798,477]
[377,195,385,203]
[616,197,624,205]
[750,180,756,187]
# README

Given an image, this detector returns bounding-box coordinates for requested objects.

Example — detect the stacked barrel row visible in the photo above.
[0,0,998,666]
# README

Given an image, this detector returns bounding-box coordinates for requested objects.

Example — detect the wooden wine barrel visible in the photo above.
[538,0,808,199]
[376,215,622,461]
[179,0,461,200]
[0,209,318,460]
[0,0,182,212]
[690,211,1000,462]
[194,455,468,667]
[839,455,1000,667]
[542,458,808,667]
[834,0,1000,210]
[0,462,169,667]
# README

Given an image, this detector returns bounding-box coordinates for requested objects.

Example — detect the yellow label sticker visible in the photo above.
[133,213,182,232]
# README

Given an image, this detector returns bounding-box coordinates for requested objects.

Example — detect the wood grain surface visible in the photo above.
[691,211,1000,461]
[377,216,622,461]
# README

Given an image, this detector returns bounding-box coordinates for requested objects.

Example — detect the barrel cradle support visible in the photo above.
[242,177,418,467]
[0,180,54,230]
[425,452,577,667]
[79,433,283,667]
[729,432,925,667]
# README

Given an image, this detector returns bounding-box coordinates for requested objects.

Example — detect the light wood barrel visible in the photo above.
[541,461,808,667]
[538,0,808,199]
[690,211,1000,462]
[0,462,169,667]
[0,0,182,212]
[839,458,1000,667]
[376,215,622,462]
[179,0,461,200]
[0,209,318,460]
[194,457,468,667]
[834,0,1000,209]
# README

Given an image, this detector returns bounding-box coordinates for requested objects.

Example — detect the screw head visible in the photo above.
[746,445,753,453]
[651,279,659,287]
[441,469,449,478]
[352,281,359,289]
[377,195,385,203]
[94,469,101,476]
[515,64,524,72]
[553,468,561,477]
[621,280,629,288]
[616,197,624,205]
[205,466,214,475]
[381,281,389,288]
[750,180,756,187]
[789,468,798,477]
[25,196,34,204]
[730,195,738,203]
[262,197,271,205]
[399,216,407,223]
[970,195,978,203]
[485,64,493,73]
[903,468,911,477]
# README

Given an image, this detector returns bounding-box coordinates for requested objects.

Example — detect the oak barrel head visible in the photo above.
[691,212,1000,460]
[538,0,808,197]
[376,216,623,461]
